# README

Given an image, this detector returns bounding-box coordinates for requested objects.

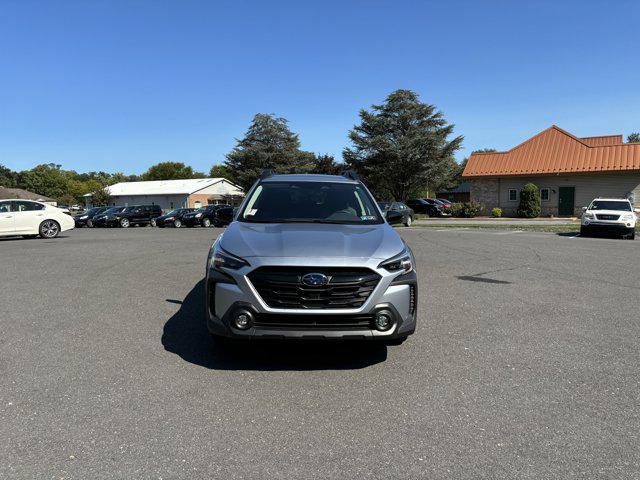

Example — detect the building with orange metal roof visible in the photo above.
[462,126,640,216]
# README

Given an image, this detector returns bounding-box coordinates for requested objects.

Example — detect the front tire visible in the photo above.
[86,219,93,228]
[120,218,130,228]
[202,218,212,228]
[150,218,157,227]
[39,220,60,238]
[404,216,412,227]
[580,226,589,237]
[174,219,182,228]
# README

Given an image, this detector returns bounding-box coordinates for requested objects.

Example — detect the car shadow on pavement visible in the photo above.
[161,279,388,371]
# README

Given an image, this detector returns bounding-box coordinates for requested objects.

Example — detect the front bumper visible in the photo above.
[582,221,635,234]
[205,261,418,341]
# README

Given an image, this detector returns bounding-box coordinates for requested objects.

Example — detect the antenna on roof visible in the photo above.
[342,170,359,181]
[260,169,275,180]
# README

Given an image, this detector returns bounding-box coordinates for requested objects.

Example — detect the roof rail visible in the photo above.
[260,169,275,180]
[342,170,359,181]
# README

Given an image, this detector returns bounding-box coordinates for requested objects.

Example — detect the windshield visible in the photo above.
[590,201,631,211]
[87,207,103,214]
[239,181,383,224]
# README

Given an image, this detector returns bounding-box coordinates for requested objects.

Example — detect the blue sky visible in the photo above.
[1,0,639,174]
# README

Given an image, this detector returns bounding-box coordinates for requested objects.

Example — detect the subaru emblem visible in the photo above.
[301,272,329,287]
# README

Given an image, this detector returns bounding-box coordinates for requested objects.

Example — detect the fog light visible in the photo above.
[233,310,253,330]
[374,311,393,331]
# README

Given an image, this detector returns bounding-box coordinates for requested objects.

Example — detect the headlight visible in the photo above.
[583,212,594,219]
[378,248,413,273]
[195,213,203,218]
[80,215,88,219]
[622,213,634,221]
[165,217,174,221]
[209,247,249,270]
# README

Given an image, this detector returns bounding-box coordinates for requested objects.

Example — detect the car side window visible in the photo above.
[13,201,44,212]
[0,201,11,213]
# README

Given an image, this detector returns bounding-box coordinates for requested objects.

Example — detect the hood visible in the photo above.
[220,222,405,260]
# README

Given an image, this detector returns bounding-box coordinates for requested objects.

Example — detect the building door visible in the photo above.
[558,186,575,216]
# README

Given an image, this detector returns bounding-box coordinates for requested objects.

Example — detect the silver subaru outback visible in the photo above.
[205,172,417,345]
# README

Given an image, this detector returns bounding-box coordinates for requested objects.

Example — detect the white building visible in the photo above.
[85,178,243,211]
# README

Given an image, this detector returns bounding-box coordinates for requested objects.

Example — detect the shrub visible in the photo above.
[451,201,484,218]
[517,183,541,218]
[491,207,502,217]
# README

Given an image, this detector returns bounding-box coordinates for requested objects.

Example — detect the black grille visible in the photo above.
[253,313,372,330]
[248,266,381,309]
[596,214,620,220]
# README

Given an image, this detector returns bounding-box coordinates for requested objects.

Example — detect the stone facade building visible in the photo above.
[463,126,640,216]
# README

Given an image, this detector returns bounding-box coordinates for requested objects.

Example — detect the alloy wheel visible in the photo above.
[41,220,60,238]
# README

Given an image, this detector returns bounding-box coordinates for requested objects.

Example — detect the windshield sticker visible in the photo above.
[360,215,375,221]
[247,208,258,216]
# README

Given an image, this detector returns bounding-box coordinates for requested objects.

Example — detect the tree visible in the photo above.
[517,183,541,218]
[0,164,16,187]
[312,154,342,175]
[224,114,315,190]
[209,164,232,180]
[90,187,112,206]
[472,148,497,153]
[142,162,204,181]
[343,89,463,201]
[627,133,640,143]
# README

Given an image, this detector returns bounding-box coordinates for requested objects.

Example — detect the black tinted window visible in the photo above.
[14,201,45,212]
[0,201,11,213]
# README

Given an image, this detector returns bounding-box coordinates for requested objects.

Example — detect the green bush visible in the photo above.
[491,207,502,217]
[451,201,484,218]
[517,183,541,218]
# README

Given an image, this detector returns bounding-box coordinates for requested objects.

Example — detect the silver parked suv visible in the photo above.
[205,172,417,345]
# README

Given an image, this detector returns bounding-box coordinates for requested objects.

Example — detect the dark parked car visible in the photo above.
[406,198,448,217]
[73,206,110,227]
[436,198,453,208]
[113,204,162,227]
[214,206,235,227]
[92,206,127,227]
[181,204,231,227]
[152,208,195,228]
[378,202,414,226]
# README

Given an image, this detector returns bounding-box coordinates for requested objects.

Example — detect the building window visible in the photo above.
[540,188,550,201]
[508,189,518,201]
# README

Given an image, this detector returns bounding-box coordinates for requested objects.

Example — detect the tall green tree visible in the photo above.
[209,164,232,180]
[627,133,640,143]
[142,162,204,181]
[312,154,341,175]
[0,164,16,187]
[90,187,112,206]
[343,89,463,200]
[224,114,315,190]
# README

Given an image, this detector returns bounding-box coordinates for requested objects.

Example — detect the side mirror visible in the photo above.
[581,206,587,212]
[386,210,403,225]
[634,208,640,214]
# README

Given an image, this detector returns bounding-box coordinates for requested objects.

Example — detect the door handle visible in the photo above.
[36,213,44,216]
[3,215,12,218]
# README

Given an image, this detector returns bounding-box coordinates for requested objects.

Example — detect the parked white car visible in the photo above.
[0,199,75,239]
[581,198,638,240]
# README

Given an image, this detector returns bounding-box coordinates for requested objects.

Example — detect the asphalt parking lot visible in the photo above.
[1,227,639,479]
